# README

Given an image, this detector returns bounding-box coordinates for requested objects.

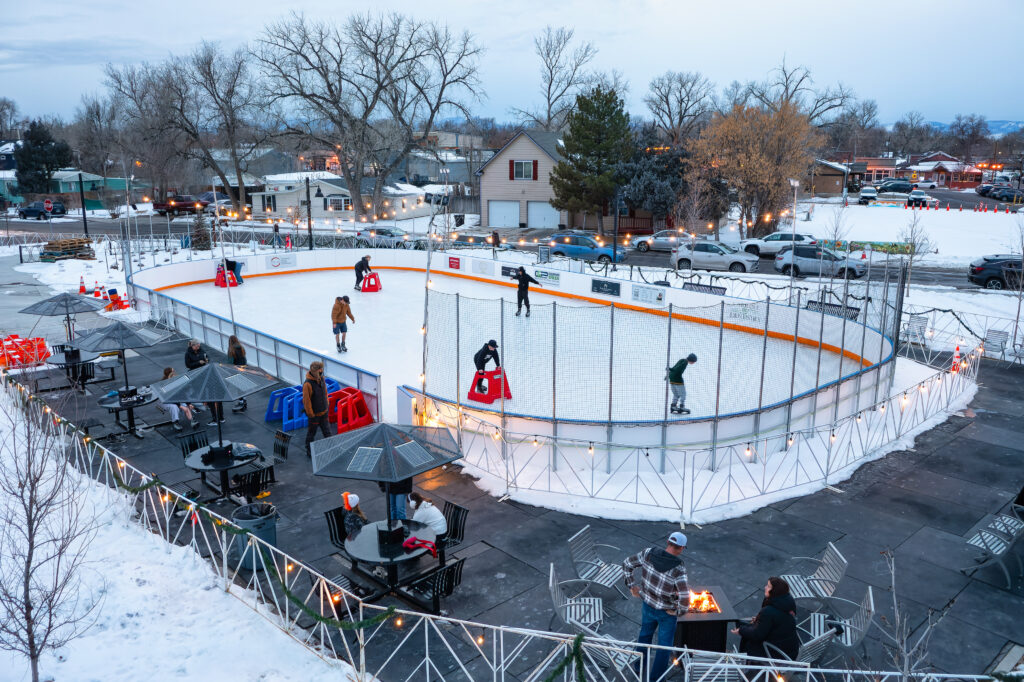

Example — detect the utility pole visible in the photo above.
[305,176,313,250]
[77,173,89,236]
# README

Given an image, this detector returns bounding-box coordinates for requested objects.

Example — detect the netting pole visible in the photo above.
[660,303,673,474]
[785,291,801,436]
[873,260,892,406]
[753,297,770,439]
[551,301,558,473]
[810,284,827,427]
[606,304,615,473]
[832,272,852,428]
[887,263,909,399]
[710,302,725,471]
[455,293,463,453]
[854,255,873,414]
[500,297,508,484]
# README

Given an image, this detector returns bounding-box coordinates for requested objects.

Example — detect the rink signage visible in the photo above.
[534,269,559,286]
[471,260,494,276]
[631,284,664,305]
[726,303,764,325]
[500,266,518,278]
[266,253,297,269]
[448,256,461,269]
[591,279,621,297]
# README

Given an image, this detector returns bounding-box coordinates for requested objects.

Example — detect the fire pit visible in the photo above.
[675,585,737,653]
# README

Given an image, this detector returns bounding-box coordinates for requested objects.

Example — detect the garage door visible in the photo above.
[488,200,519,227]
[527,201,560,228]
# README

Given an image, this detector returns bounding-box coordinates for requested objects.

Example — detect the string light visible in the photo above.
[587,442,594,455]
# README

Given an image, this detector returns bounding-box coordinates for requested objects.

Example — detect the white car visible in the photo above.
[671,241,760,272]
[630,229,682,252]
[739,232,818,257]
[204,199,234,215]
[912,179,939,190]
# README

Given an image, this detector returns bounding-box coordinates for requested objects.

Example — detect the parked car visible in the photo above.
[203,199,234,215]
[875,179,913,194]
[548,232,626,263]
[912,179,939,189]
[976,184,995,196]
[989,187,1024,203]
[351,226,411,248]
[968,254,1023,290]
[672,241,759,272]
[17,201,67,219]
[906,190,933,207]
[630,229,682,252]
[774,245,866,279]
[739,231,817,257]
[153,195,209,216]
[858,187,878,205]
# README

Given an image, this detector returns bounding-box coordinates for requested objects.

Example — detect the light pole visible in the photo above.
[612,189,621,271]
[788,178,800,302]
[305,176,314,250]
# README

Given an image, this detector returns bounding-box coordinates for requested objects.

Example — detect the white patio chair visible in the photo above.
[801,586,874,668]
[567,525,628,599]
[780,542,848,609]
[549,563,603,631]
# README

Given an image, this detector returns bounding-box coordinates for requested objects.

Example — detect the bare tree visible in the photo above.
[0,397,99,682]
[644,71,715,145]
[679,173,717,239]
[876,549,952,678]
[948,113,990,163]
[747,60,853,127]
[511,25,596,131]
[898,211,933,295]
[824,203,850,247]
[890,111,936,156]
[256,12,481,220]
[0,98,21,138]
[69,94,121,177]
[714,80,749,114]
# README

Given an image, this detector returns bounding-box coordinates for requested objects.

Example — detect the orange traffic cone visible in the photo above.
[93,281,101,298]
[946,203,949,211]
[79,276,86,294]
[101,286,109,301]
[959,203,963,211]
[951,345,960,373]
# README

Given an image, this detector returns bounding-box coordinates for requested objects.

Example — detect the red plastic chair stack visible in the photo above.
[335,387,374,434]
[467,368,512,405]
[360,272,381,292]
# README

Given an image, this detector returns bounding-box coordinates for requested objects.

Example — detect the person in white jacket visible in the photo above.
[409,492,447,536]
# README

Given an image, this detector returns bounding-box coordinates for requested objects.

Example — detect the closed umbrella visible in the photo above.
[70,320,170,391]
[19,292,105,341]
[151,362,279,444]
[310,423,462,529]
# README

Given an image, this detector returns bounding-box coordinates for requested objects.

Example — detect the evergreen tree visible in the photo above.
[617,129,688,220]
[190,210,212,251]
[549,86,632,235]
[13,121,72,194]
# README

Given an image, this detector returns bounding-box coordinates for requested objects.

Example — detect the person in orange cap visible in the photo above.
[342,492,367,537]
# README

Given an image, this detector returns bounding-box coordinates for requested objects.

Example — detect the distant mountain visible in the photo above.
[925,120,1024,137]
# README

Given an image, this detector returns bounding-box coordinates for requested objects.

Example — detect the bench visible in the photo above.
[681,282,727,296]
[805,299,861,320]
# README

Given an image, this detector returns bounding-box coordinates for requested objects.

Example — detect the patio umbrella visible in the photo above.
[70,320,170,392]
[19,292,106,341]
[151,362,279,444]
[310,423,463,529]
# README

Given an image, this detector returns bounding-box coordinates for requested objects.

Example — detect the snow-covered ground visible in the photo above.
[0,391,352,682]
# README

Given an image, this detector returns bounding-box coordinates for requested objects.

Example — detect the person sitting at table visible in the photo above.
[409,492,447,536]
[731,576,800,660]
[342,492,367,537]
[158,367,194,431]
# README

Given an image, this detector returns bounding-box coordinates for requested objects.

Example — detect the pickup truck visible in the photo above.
[153,195,209,216]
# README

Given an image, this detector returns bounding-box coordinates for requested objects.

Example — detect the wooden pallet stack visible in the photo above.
[39,238,95,262]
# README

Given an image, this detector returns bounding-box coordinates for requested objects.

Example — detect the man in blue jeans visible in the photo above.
[623,532,689,678]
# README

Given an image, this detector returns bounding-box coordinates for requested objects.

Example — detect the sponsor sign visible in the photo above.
[726,303,765,325]
[266,253,297,269]
[534,269,559,286]
[448,256,461,269]
[471,260,494,276]
[500,265,518,278]
[631,284,665,305]
[591,279,621,297]
[537,246,552,263]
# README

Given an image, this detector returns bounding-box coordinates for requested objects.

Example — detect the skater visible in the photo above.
[667,353,697,415]
[354,255,372,291]
[302,360,331,457]
[510,266,541,317]
[473,340,500,393]
[272,221,281,247]
[227,335,248,412]
[331,295,355,352]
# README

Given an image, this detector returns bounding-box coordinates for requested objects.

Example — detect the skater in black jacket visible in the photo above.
[510,266,542,317]
[667,353,697,414]
[354,255,372,291]
[473,340,500,393]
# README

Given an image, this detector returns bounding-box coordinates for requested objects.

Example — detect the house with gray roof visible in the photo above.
[475,130,567,229]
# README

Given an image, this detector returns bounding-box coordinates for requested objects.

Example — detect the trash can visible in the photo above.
[180,235,191,248]
[454,213,465,227]
[230,502,278,571]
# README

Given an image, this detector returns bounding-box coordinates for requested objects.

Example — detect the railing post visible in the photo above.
[551,301,558,473]
[874,260,892,406]
[711,301,725,471]
[785,291,801,436]
[455,293,462,453]
[606,304,615,473]
[660,303,673,474]
[754,297,770,439]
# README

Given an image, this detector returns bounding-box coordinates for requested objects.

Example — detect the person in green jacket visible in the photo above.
[667,353,697,414]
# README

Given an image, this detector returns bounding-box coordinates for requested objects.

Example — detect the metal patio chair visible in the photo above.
[780,542,848,609]
[549,563,603,631]
[801,587,874,668]
[567,525,628,599]
[764,627,837,667]
[900,314,929,348]
[961,528,1021,589]
[405,558,466,615]
[983,329,1009,361]
[566,618,637,672]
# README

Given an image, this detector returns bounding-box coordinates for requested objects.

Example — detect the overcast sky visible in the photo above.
[3,0,1022,126]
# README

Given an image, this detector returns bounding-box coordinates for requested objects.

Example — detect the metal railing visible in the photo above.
[0,377,992,681]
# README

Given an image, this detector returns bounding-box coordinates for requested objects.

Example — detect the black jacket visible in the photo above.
[511,271,539,291]
[184,346,207,370]
[473,344,500,369]
[355,258,372,276]
[229,345,246,366]
[737,593,800,660]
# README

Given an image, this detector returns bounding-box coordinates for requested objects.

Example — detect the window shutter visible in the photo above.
[509,160,515,180]
[533,160,538,181]
[323,197,328,210]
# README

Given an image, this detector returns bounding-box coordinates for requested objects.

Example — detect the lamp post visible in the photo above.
[305,176,314,250]
[612,189,621,271]
[77,172,89,236]
[788,178,800,302]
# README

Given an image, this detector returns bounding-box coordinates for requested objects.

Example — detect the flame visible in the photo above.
[688,590,720,613]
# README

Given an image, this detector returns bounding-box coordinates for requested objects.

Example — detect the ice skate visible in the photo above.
[341,343,348,352]
[526,309,531,317]
[337,342,342,352]
[172,421,184,431]
[678,406,691,415]
[515,309,521,317]
[670,404,682,414]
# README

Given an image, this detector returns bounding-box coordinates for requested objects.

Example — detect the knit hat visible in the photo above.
[342,492,359,511]
[668,531,688,547]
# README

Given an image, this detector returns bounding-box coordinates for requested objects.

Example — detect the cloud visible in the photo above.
[0,38,165,71]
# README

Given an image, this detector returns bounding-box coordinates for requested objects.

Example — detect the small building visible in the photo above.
[0,140,20,171]
[855,156,900,183]
[808,159,849,196]
[475,130,567,229]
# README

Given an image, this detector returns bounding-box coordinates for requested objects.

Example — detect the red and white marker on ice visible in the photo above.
[951,345,960,373]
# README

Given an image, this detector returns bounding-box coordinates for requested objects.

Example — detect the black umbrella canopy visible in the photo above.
[153,363,279,404]
[70,320,169,353]
[310,423,462,482]
[19,292,105,317]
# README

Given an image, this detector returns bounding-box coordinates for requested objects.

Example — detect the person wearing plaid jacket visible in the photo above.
[623,532,688,678]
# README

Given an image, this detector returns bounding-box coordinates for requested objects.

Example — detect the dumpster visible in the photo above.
[230,502,278,571]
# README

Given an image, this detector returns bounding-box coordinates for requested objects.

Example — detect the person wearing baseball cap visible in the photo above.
[472,340,501,393]
[623,531,689,678]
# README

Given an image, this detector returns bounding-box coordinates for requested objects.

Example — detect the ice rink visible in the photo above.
[164,268,874,422]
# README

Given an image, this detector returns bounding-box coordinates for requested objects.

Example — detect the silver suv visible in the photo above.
[673,241,760,273]
[774,245,865,278]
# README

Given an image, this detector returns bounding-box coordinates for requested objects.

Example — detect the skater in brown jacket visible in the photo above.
[331,296,355,352]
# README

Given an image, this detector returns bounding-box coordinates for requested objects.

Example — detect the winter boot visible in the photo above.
[476,380,486,393]
[172,420,184,431]
[341,343,348,352]
[526,308,531,317]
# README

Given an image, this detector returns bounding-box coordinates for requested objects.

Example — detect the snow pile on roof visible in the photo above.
[262,171,341,183]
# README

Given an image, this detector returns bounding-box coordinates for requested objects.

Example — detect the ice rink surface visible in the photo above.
[165,268,880,422]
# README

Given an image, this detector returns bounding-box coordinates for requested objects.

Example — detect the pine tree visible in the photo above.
[617,129,688,220]
[190,211,212,251]
[13,121,72,194]
[549,86,632,235]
